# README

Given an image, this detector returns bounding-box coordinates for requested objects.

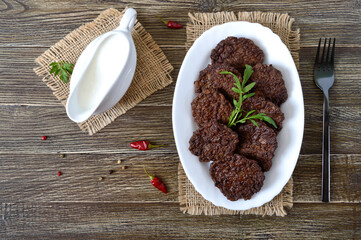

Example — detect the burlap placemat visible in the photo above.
[34,8,173,135]
[179,11,300,217]
[179,164,293,216]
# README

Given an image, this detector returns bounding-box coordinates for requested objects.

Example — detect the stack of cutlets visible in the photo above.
[189,37,288,201]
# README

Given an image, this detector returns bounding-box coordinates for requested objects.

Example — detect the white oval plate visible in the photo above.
[172,21,304,210]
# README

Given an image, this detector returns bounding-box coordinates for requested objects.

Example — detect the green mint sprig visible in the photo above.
[220,65,277,129]
[236,110,278,129]
[49,61,74,84]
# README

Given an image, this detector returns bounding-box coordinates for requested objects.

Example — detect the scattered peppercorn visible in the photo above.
[99,177,104,181]
[57,171,62,176]
[117,160,122,164]
[60,154,65,158]
[122,166,127,170]
[156,16,183,29]
[144,167,167,193]
[130,140,165,151]
[108,170,114,174]
[42,136,47,140]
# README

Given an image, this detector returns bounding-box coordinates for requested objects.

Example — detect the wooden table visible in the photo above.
[0,1,360,239]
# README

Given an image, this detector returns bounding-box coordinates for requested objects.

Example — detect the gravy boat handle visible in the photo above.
[117,8,137,32]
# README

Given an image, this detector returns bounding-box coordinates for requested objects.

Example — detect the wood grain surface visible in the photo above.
[0,0,360,239]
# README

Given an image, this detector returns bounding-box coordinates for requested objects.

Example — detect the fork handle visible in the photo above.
[322,92,330,202]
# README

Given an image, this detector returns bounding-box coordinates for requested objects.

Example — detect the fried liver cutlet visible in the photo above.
[210,37,264,72]
[210,154,265,201]
[189,122,238,162]
[191,90,233,127]
[236,121,277,171]
[251,63,288,106]
[243,96,285,130]
[194,64,241,101]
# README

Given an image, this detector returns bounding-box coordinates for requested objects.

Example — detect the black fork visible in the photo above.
[314,38,336,202]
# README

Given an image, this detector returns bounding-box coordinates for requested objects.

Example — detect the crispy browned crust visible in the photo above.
[236,121,277,171]
[251,63,288,106]
[210,37,264,72]
[210,154,265,201]
[189,122,238,162]
[191,90,233,127]
[194,64,241,101]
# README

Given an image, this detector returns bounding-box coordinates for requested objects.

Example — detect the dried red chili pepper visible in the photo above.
[156,16,183,29]
[130,140,165,151]
[144,167,167,193]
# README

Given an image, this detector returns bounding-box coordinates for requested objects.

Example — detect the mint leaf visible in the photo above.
[250,119,258,127]
[220,66,276,129]
[241,64,254,88]
[243,82,256,93]
[244,110,256,118]
[221,67,255,128]
[260,115,278,128]
[242,92,255,101]
[232,87,240,94]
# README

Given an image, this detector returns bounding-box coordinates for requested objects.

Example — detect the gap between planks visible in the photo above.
[0,44,186,48]
[10,200,359,204]
[0,43,360,48]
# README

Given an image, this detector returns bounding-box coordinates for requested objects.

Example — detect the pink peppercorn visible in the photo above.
[42,136,47,140]
[57,171,62,176]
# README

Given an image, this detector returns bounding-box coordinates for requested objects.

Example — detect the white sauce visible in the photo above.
[76,34,130,111]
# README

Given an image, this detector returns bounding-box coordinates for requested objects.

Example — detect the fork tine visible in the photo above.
[320,38,327,68]
[330,38,336,68]
[325,38,331,68]
[314,38,321,68]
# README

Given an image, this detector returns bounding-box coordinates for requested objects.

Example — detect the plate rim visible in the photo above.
[172,21,304,210]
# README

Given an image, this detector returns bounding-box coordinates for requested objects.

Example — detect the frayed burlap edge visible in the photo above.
[179,164,293,217]
[34,8,173,135]
[180,11,300,216]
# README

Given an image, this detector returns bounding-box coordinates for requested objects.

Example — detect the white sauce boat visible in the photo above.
[66,8,137,123]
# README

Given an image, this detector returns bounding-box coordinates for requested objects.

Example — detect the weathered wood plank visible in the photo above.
[0,153,359,203]
[0,0,360,238]
[0,153,180,203]
[301,105,360,155]
[0,105,174,154]
[0,0,360,47]
[0,105,359,154]
[0,202,359,239]
[0,46,360,106]
[293,154,361,203]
